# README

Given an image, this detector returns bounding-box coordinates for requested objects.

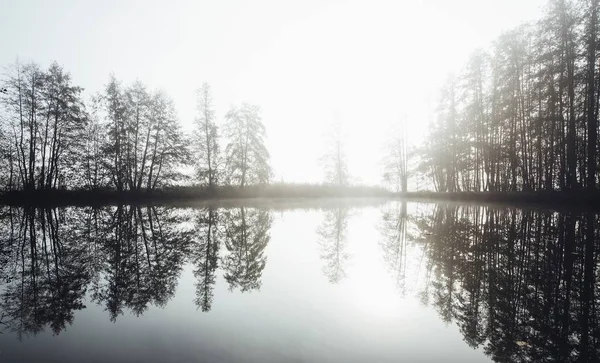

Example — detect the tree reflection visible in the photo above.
[0,207,91,338]
[317,207,349,284]
[379,201,409,295]
[221,207,271,292]
[5,200,599,362]
[0,205,274,333]
[90,205,192,321]
[191,207,221,311]
[407,204,600,362]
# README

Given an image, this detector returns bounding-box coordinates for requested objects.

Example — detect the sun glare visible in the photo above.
[227,1,482,185]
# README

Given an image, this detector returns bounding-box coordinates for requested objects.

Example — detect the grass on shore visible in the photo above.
[1,183,600,209]
[0,183,392,207]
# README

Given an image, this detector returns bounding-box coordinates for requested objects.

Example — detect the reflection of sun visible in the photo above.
[343,256,426,321]
[349,277,404,316]
[338,216,413,316]
[337,206,430,317]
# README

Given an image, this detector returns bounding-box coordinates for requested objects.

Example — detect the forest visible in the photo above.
[422,0,600,193]
[0,66,270,194]
[0,59,394,204]
[3,0,600,204]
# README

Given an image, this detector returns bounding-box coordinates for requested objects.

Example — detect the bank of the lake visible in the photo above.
[395,190,600,210]
[2,185,600,209]
[0,184,391,207]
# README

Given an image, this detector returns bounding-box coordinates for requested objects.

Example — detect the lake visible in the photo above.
[0,200,597,362]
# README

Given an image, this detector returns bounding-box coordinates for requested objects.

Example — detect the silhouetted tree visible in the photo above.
[101,75,128,191]
[585,0,599,191]
[100,77,190,191]
[143,91,190,189]
[0,60,276,192]
[423,74,460,192]
[0,61,87,191]
[82,96,110,189]
[421,0,600,192]
[194,83,220,188]
[223,104,271,187]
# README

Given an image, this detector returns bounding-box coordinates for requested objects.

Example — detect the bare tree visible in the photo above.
[420,0,600,193]
[101,77,190,191]
[383,117,409,192]
[321,116,349,185]
[0,61,86,191]
[83,96,109,189]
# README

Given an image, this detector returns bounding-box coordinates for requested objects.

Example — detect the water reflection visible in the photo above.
[379,201,410,295]
[191,207,220,312]
[317,207,350,284]
[410,205,600,362]
[222,207,272,293]
[0,202,598,362]
[89,206,192,321]
[0,207,90,338]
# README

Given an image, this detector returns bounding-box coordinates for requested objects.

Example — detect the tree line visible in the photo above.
[421,0,600,192]
[0,63,271,192]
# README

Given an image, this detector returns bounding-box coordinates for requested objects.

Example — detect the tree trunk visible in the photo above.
[587,0,599,190]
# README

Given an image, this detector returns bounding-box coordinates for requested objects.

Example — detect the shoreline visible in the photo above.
[1,186,599,210]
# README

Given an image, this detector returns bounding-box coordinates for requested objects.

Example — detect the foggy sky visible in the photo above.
[0,0,544,185]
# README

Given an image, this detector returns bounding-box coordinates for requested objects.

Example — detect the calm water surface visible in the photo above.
[0,201,597,362]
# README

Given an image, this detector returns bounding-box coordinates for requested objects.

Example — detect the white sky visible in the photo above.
[0,0,546,185]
